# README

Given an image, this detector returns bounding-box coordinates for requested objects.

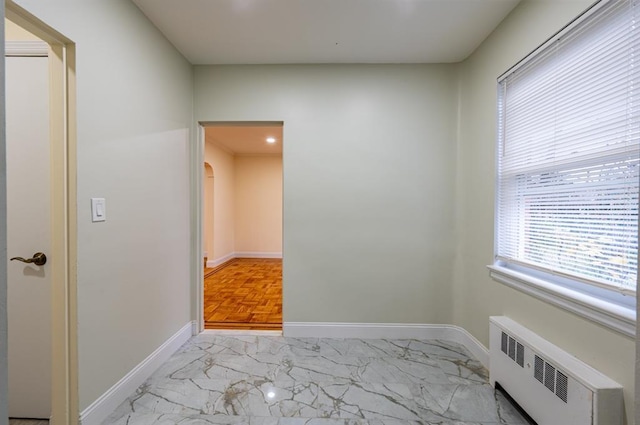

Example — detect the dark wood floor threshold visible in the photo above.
[204,321,282,330]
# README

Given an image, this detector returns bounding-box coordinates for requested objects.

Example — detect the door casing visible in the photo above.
[4,2,78,424]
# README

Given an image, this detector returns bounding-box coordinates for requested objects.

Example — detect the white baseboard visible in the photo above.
[207,252,282,268]
[235,251,282,259]
[79,321,194,425]
[442,325,489,368]
[283,322,489,368]
[207,252,235,268]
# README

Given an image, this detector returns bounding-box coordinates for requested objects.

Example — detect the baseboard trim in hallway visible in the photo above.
[235,251,282,259]
[204,257,237,278]
[79,321,194,425]
[206,252,283,268]
[206,253,235,269]
[283,322,489,368]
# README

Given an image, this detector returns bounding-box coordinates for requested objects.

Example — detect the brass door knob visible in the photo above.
[10,252,47,266]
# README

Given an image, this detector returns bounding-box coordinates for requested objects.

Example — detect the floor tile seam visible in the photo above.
[161,346,485,361]
[186,352,471,360]
[110,417,515,425]
[150,365,489,385]
[111,397,511,421]
[142,380,491,390]
[147,355,483,367]
[192,336,466,342]
[140,377,493,400]
[125,413,331,419]
[157,366,485,382]
[183,340,469,350]
[237,351,469,357]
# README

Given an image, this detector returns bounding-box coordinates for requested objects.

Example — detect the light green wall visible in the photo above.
[13,0,194,411]
[454,1,636,423]
[195,64,458,324]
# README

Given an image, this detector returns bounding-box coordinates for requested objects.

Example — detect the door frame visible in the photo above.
[193,124,205,333]
[4,2,78,424]
[193,121,284,333]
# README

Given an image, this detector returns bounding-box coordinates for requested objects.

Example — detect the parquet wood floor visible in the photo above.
[204,258,282,330]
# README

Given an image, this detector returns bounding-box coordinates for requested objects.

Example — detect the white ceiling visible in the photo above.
[205,125,283,155]
[131,0,520,64]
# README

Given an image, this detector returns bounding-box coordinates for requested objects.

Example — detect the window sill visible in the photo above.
[487,264,636,338]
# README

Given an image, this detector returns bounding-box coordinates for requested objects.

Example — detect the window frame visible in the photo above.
[489,0,638,338]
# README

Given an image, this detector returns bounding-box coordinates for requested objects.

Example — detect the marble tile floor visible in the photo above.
[103,334,530,425]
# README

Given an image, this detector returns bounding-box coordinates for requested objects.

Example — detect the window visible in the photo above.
[491,0,639,336]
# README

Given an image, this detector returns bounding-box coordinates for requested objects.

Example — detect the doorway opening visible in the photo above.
[200,122,283,331]
[4,3,78,424]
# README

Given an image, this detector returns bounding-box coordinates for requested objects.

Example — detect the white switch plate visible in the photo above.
[91,198,106,222]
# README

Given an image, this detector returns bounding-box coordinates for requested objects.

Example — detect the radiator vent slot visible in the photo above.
[534,355,544,383]
[516,342,524,367]
[533,354,567,403]
[557,372,568,403]
[544,362,556,392]
[500,331,524,368]
[509,336,515,359]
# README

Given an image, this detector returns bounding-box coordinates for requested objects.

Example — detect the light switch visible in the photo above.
[91,198,106,222]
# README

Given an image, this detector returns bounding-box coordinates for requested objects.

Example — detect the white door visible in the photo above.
[6,53,52,419]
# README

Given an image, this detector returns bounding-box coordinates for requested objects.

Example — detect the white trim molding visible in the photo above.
[207,252,283,268]
[488,265,636,338]
[283,322,489,368]
[207,252,235,268]
[79,321,194,425]
[5,40,48,56]
[235,252,282,259]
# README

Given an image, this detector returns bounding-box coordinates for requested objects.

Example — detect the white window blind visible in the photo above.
[496,0,639,295]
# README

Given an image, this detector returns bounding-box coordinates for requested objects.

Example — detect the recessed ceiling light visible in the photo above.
[266,137,276,144]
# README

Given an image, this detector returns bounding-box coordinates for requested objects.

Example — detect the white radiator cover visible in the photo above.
[489,316,623,425]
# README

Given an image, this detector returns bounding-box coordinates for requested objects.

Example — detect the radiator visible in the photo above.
[489,316,623,425]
